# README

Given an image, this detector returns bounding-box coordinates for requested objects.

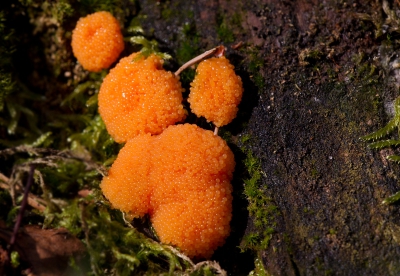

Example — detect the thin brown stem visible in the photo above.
[8,165,35,252]
[175,45,225,76]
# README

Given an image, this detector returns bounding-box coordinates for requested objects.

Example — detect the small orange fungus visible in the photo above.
[98,53,186,143]
[188,56,243,127]
[100,124,234,258]
[71,11,124,72]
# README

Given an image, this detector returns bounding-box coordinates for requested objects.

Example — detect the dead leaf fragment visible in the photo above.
[0,225,85,276]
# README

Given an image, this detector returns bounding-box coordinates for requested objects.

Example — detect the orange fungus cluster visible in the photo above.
[188,56,243,127]
[98,53,186,143]
[71,11,124,72]
[100,124,234,258]
[69,14,246,257]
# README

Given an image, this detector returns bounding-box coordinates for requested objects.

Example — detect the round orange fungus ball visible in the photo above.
[188,56,243,127]
[100,124,234,258]
[71,11,124,72]
[98,53,186,143]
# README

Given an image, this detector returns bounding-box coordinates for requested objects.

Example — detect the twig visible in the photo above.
[0,145,60,157]
[164,245,195,267]
[8,165,36,252]
[175,46,225,76]
[190,261,227,276]
[0,146,108,177]
[231,41,243,50]
[0,173,46,212]
[0,173,8,183]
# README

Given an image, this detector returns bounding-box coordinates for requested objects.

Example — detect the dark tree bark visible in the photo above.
[138,0,400,275]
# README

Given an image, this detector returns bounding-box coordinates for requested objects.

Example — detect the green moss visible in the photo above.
[10,251,20,268]
[240,133,251,144]
[42,0,73,23]
[160,1,177,20]
[243,233,261,248]
[45,195,195,275]
[176,40,197,86]
[249,255,269,276]
[283,233,293,254]
[176,22,201,86]
[217,14,235,43]
[298,48,323,66]
[216,10,243,44]
[240,136,279,252]
[310,167,319,179]
[231,12,242,27]
[244,47,265,91]
[176,22,200,63]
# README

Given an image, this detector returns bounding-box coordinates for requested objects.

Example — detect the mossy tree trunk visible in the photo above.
[138,0,400,274]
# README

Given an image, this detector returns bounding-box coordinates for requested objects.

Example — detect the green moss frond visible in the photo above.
[363,96,400,205]
[362,96,400,144]
[361,118,396,141]
[130,36,172,60]
[382,190,400,205]
[68,114,120,163]
[386,155,400,163]
[362,95,400,149]
[367,139,400,149]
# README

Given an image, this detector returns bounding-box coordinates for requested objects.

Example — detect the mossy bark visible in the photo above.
[137,0,400,274]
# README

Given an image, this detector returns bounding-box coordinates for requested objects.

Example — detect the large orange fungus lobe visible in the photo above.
[151,124,234,259]
[188,56,243,127]
[98,53,186,143]
[100,124,234,259]
[100,134,153,217]
[71,11,125,72]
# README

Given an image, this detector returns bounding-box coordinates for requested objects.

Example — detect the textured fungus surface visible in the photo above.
[188,56,243,127]
[100,134,153,217]
[98,53,186,143]
[71,11,124,72]
[100,124,234,258]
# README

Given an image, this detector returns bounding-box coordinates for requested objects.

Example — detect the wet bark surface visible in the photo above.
[138,0,400,275]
